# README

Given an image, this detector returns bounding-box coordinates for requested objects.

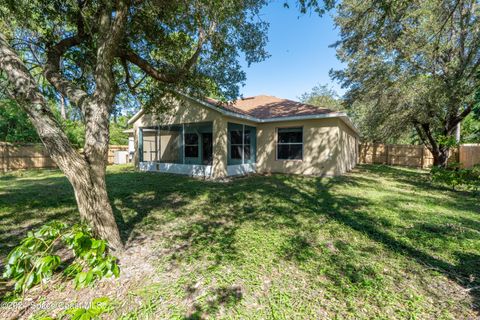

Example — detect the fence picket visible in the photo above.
[0,142,128,171]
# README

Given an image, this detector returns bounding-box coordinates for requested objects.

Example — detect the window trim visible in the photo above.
[229,129,244,161]
[184,132,199,158]
[275,126,304,161]
[228,124,254,164]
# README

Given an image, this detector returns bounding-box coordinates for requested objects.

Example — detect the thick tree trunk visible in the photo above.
[1,1,130,250]
[67,162,123,250]
[0,33,124,251]
[414,122,452,168]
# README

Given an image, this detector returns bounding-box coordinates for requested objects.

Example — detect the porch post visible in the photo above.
[155,126,159,161]
[138,127,144,163]
[182,123,185,164]
[212,117,228,178]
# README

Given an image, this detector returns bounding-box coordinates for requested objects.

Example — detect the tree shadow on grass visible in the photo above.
[280,167,480,312]
[1,165,480,316]
[184,285,243,320]
[107,165,480,316]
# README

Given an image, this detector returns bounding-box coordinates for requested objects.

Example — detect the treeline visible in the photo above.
[0,99,130,146]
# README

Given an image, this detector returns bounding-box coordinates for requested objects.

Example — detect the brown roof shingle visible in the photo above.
[207,95,336,119]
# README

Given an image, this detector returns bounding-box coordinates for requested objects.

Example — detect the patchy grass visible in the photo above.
[1,164,480,319]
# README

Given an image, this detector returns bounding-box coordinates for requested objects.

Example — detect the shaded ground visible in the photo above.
[1,164,479,319]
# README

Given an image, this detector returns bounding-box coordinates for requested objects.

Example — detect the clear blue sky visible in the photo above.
[239,2,344,100]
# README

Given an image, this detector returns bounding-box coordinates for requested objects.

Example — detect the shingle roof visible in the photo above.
[208,95,336,119]
[128,93,358,135]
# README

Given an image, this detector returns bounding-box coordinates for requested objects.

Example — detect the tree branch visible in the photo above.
[121,20,211,84]
[0,32,86,171]
[92,0,130,104]
[44,9,89,110]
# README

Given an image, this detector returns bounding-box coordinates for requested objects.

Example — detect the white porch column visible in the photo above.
[212,117,228,178]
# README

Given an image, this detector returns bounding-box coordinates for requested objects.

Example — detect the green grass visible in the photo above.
[1,164,480,319]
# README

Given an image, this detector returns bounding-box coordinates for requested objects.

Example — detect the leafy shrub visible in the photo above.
[63,297,113,320]
[30,297,113,320]
[2,222,120,295]
[431,163,480,191]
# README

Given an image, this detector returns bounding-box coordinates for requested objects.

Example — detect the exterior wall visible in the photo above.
[256,118,341,176]
[160,131,180,163]
[336,119,358,174]
[212,116,228,178]
[134,97,221,128]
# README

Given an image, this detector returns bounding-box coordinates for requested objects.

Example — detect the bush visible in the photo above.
[431,163,480,191]
[30,297,113,320]
[2,221,120,295]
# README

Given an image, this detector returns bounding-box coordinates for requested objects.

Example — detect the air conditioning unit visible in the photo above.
[114,150,129,164]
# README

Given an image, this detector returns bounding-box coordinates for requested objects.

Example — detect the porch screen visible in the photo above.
[184,133,199,158]
[228,123,256,165]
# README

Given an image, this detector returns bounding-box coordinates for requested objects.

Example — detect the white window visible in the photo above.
[277,127,303,160]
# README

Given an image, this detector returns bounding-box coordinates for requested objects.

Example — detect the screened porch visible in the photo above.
[137,121,257,177]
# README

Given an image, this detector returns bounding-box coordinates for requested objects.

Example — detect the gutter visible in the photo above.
[128,93,360,136]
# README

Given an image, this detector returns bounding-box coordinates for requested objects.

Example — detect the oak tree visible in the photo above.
[0,0,271,249]
[332,0,480,166]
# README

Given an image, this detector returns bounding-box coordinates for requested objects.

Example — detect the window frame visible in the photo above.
[229,130,244,160]
[184,132,199,158]
[275,126,304,161]
[228,124,255,164]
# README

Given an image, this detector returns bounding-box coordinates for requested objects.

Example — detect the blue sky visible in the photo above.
[239,2,345,100]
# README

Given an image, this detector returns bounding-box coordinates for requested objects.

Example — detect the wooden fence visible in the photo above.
[459,144,480,169]
[0,142,129,172]
[358,143,464,168]
[2,142,479,171]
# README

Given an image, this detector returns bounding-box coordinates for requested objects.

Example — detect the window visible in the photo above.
[230,129,252,161]
[228,123,256,165]
[277,127,303,160]
[230,130,243,159]
[184,133,198,157]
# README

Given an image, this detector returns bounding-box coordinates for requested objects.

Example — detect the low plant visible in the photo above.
[431,163,480,191]
[29,297,114,320]
[2,221,120,295]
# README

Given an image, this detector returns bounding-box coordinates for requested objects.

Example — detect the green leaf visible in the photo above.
[25,273,36,289]
[85,270,94,286]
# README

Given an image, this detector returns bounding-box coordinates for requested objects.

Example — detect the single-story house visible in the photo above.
[127,93,359,178]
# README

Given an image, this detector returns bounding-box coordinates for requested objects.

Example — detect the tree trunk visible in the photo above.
[60,95,67,120]
[0,32,124,251]
[432,147,450,167]
[414,122,452,168]
[67,161,123,250]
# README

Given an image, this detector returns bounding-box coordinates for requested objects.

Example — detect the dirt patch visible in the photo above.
[0,236,160,320]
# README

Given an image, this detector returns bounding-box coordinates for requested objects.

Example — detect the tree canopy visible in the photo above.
[0,0,333,248]
[0,0,272,107]
[332,0,480,165]
[299,83,343,111]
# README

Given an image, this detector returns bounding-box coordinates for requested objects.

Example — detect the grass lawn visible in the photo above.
[1,164,479,319]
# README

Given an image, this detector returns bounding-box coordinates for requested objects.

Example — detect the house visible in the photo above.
[127,93,359,178]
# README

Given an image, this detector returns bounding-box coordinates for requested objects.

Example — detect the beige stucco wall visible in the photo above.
[256,118,342,176]
[133,97,222,128]
[336,119,358,174]
[159,131,180,162]
[212,117,228,178]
